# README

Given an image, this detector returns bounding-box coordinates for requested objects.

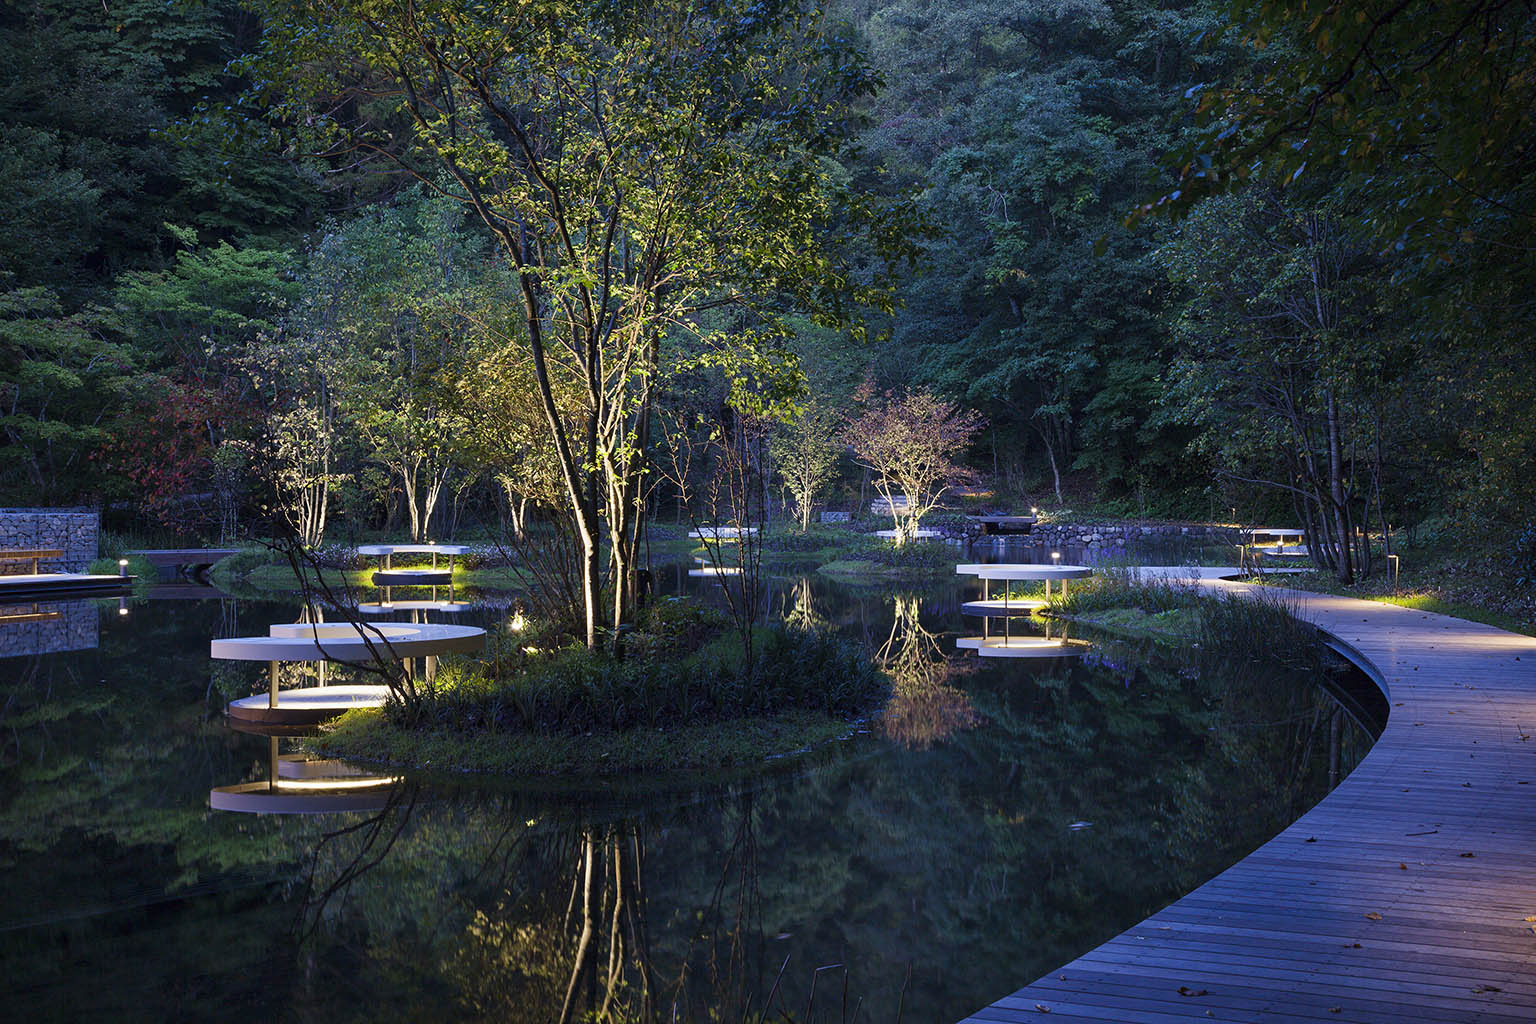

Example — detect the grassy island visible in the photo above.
[310,597,891,775]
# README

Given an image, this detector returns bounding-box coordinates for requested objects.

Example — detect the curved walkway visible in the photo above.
[963,569,1536,1024]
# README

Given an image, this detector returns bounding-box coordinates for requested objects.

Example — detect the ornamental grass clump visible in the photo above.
[1052,566,1198,615]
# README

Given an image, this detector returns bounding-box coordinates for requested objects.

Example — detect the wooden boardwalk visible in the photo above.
[962,569,1536,1024]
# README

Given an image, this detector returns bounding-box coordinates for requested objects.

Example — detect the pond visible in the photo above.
[0,562,1378,1022]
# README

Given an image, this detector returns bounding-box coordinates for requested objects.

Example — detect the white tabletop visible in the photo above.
[954,563,1094,581]
[355,543,473,556]
[211,622,485,662]
[688,526,758,540]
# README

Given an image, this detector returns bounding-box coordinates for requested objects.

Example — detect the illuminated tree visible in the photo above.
[844,387,983,544]
[770,398,843,532]
[244,0,912,646]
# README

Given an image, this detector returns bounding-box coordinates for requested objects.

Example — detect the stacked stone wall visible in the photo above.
[0,509,100,572]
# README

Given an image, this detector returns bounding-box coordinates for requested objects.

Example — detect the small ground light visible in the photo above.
[118,559,128,576]
[1051,551,1061,564]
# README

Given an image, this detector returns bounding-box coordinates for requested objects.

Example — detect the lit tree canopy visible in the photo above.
[243,0,917,644]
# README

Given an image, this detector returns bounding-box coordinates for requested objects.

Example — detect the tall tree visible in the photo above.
[1161,185,1408,582]
[246,0,912,646]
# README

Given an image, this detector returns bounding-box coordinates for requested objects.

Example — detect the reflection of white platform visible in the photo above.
[356,600,472,614]
[874,529,940,540]
[209,777,398,814]
[211,622,485,663]
[227,684,391,725]
[956,636,1088,659]
[961,598,1047,617]
[688,566,742,577]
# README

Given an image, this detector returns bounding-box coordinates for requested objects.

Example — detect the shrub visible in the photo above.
[459,545,517,570]
[854,539,955,569]
[761,525,849,552]
[211,547,279,578]
[401,624,888,736]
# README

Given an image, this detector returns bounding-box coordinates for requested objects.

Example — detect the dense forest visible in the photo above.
[2,0,1531,562]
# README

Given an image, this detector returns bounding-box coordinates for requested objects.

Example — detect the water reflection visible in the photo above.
[0,598,97,657]
[211,736,399,814]
[876,595,979,750]
[0,566,1380,1022]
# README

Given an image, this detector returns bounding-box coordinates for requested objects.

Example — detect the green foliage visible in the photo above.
[854,0,1227,501]
[0,287,136,503]
[403,624,889,737]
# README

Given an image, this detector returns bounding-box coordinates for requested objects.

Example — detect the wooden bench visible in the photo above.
[0,549,65,575]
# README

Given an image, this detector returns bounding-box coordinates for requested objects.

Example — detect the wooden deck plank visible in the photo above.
[961,568,1536,1021]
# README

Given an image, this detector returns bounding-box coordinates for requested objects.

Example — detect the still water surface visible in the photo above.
[0,558,1374,1022]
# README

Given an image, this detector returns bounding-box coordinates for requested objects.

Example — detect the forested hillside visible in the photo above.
[2,0,1531,559]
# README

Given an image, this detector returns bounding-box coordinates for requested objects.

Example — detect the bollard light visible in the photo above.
[118,558,128,577]
[1051,551,1061,564]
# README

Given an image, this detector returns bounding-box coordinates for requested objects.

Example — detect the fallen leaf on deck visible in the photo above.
[1365,912,1383,920]
[1473,985,1502,993]
[1034,1004,1050,1013]
[1460,851,1476,857]
[1177,986,1208,997]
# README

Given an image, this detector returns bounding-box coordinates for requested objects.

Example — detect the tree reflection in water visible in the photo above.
[301,788,796,1023]
[877,594,979,750]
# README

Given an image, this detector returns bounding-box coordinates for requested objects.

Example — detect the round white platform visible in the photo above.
[209,778,398,814]
[956,636,1088,659]
[873,529,941,540]
[954,563,1094,581]
[688,526,757,541]
[227,684,391,725]
[961,598,1047,617]
[688,566,743,577]
[211,622,485,663]
[1246,528,1305,540]
[355,543,473,556]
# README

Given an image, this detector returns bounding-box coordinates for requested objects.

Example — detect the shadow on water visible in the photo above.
[0,560,1376,1022]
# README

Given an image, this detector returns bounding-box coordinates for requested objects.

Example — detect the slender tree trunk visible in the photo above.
[1326,391,1353,584]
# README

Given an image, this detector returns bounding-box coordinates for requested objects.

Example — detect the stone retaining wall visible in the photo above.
[912,518,1246,557]
[1014,521,1242,551]
[0,509,100,572]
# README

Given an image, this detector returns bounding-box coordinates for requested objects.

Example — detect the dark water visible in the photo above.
[0,564,1375,1022]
